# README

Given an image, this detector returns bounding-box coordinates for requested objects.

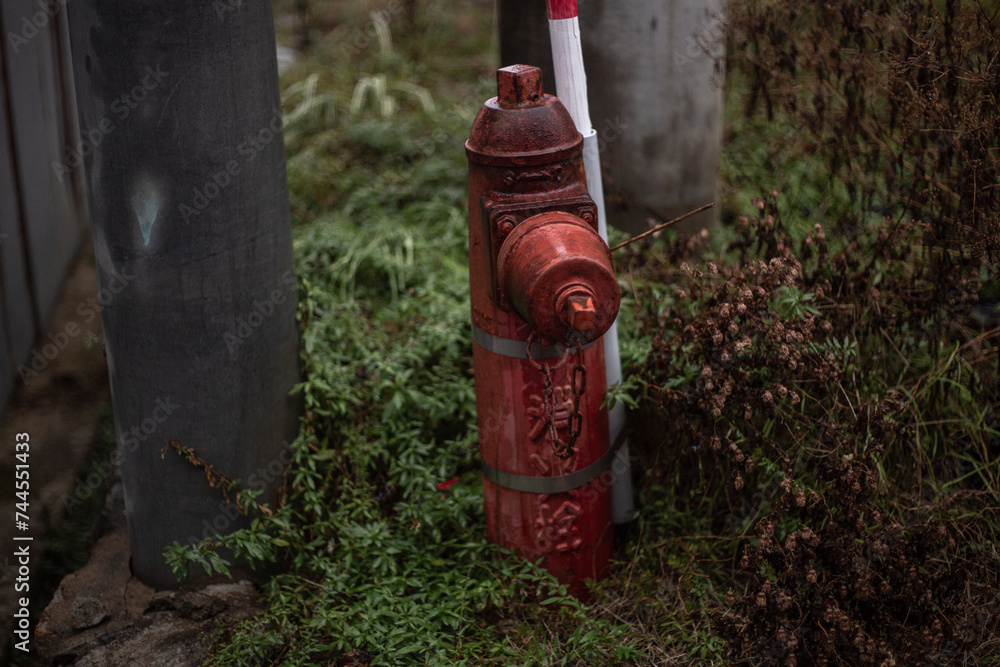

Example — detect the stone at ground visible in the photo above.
[36,523,261,666]
[35,530,153,660]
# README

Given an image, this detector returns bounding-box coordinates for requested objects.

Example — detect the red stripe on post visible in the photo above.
[546,0,578,20]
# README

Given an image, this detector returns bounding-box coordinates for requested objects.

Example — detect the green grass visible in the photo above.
[719,68,868,246]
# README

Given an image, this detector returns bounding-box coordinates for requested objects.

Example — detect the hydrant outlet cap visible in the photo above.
[497,212,620,344]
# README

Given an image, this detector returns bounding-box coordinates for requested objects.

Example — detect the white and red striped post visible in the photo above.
[546,0,634,524]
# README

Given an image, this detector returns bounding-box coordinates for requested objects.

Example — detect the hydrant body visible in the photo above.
[466,65,620,595]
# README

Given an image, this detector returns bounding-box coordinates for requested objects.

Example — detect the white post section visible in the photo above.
[583,131,635,524]
[548,4,635,524]
[547,16,592,134]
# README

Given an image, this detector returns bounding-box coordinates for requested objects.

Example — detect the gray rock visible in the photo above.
[70,597,109,631]
[36,527,261,666]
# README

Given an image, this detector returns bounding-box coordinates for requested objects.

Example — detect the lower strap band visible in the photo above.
[481,429,628,494]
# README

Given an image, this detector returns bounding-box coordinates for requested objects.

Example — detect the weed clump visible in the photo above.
[624,187,999,664]
[729,0,1000,303]
[619,5,1000,662]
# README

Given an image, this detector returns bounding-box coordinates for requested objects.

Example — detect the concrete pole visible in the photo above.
[66,1,300,589]
[501,0,726,234]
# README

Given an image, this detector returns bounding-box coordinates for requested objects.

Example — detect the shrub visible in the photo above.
[619,2,1000,661]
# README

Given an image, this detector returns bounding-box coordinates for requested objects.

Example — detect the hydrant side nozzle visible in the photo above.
[496,212,620,345]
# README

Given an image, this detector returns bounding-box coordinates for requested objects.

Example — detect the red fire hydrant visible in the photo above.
[466,65,621,596]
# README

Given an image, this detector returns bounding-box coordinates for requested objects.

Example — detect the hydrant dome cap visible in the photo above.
[466,70,583,167]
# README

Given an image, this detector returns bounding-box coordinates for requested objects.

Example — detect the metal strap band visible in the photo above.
[472,324,597,360]
[481,429,628,494]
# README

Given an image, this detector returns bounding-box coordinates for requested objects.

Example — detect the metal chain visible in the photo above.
[526,331,588,460]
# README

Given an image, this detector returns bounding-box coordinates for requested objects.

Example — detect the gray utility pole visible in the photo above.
[501,0,726,234]
[66,2,300,589]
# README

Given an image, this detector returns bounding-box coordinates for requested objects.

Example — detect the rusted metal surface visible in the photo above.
[466,65,621,598]
[497,211,618,344]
